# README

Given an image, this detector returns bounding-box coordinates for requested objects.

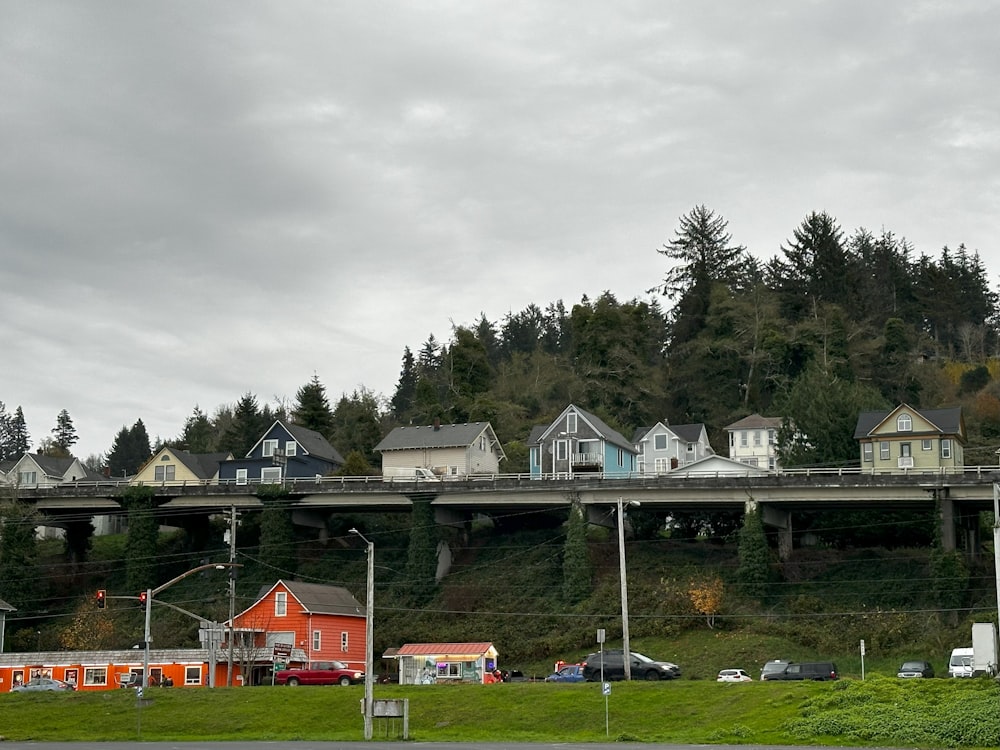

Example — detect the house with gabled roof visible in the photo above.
[218,420,344,484]
[394,641,499,685]
[132,447,232,485]
[227,579,366,685]
[854,404,965,473]
[374,421,506,478]
[528,404,637,478]
[725,414,784,471]
[3,452,94,488]
[632,421,714,474]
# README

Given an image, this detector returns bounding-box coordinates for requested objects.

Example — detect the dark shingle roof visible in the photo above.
[726,413,782,431]
[280,421,345,464]
[260,580,364,617]
[854,405,964,440]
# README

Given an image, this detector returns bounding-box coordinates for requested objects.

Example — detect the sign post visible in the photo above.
[860,639,866,680]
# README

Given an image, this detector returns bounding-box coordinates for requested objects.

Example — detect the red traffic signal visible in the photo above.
[96,589,106,609]
[138,591,147,604]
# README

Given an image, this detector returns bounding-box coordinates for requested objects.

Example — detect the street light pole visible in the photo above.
[141,562,242,694]
[350,528,375,741]
[617,497,639,681]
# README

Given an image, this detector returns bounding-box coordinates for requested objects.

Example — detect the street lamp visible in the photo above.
[349,528,375,741]
[141,562,242,694]
[616,497,639,681]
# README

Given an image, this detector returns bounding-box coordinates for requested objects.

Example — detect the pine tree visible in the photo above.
[562,503,591,603]
[390,347,418,419]
[736,504,770,601]
[8,406,29,459]
[122,486,158,593]
[52,409,78,451]
[292,374,334,435]
[223,393,267,457]
[106,420,152,477]
[180,405,215,453]
[0,499,40,611]
[0,402,11,461]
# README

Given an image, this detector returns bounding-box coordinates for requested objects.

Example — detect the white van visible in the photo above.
[948,647,974,678]
[382,466,439,481]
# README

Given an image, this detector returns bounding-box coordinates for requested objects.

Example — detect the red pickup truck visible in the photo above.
[274,661,364,686]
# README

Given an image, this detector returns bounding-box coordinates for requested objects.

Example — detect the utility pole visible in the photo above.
[227,506,237,687]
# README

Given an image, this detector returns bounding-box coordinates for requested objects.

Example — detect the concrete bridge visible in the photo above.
[13,467,1000,559]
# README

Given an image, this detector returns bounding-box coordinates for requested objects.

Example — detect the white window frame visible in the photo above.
[897,414,912,432]
[654,434,667,451]
[941,439,952,459]
[436,661,462,679]
[262,439,278,457]
[686,442,695,453]
[18,471,37,484]
[768,429,776,446]
[341,631,349,652]
[154,464,176,482]
[312,630,321,651]
[740,431,748,448]
[235,468,248,486]
[275,591,287,617]
[654,457,670,473]
[863,443,873,462]
[555,440,567,461]
[285,441,297,457]
[617,448,625,467]
[753,431,762,447]
[922,439,932,451]
[83,667,108,686]
[184,666,202,685]
[530,447,539,468]
[880,441,890,460]
[261,466,282,484]
[566,413,577,433]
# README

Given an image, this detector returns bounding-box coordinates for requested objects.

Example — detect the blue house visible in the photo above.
[528,404,637,478]
[218,420,344,484]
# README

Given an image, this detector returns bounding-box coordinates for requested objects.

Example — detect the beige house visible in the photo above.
[725,414,783,471]
[374,421,505,478]
[854,405,964,473]
[132,447,232,485]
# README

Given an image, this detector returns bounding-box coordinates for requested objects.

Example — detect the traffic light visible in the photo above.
[138,591,147,605]
[96,589,106,609]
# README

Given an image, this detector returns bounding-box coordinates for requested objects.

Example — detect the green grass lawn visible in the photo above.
[1,676,997,746]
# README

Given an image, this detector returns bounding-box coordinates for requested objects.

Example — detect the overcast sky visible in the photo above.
[2,1,998,461]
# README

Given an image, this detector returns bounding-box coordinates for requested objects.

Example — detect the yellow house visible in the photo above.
[132,448,232,485]
[854,405,964,473]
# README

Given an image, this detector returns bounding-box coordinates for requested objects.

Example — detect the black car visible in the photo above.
[897,660,934,678]
[763,661,838,681]
[581,650,681,681]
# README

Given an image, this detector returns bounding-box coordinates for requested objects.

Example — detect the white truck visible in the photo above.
[382,466,439,481]
[971,622,998,677]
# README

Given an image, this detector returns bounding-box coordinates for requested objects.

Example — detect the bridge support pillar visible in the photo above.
[291,510,329,543]
[434,506,469,528]
[586,503,614,529]
[756,502,793,561]
[938,495,956,552]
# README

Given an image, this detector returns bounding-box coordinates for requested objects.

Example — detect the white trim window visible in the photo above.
[341,631,349,652]
[566,413,577,433]
[261,466,282,484]
[654,434,667,450]
[185,666,202,685]
[863,443,873,462]
[262,439,278,457]
[880,441,890,460]
[436,662,462,679]
[154,464,176,482]
[275,591,287,617]
[285,441,298,456]
[654,457,670,473]
[941,439,953,459]
[18,471,37,484]
[897,414,912,432]
[236,468,248,486]
[753,431,762,447]
[740,431,748,448]
[312,630,321,651]
[83,667,108,686]
[922,439,932,451]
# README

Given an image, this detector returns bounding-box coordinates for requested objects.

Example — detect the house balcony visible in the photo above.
[898,456,914,470]
[571,451,603,472]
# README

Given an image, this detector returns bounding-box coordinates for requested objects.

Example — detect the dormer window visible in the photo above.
[567,413,577,433]
[897,414,912,432]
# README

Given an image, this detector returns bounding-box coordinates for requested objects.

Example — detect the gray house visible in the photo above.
[375,421,506,478]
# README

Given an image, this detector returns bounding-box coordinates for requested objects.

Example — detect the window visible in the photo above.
[154,464,176,482]
[566,413,577,433]
[341,631,349,652]
[480,435,488,451]
[555,440,567,461]
[897,414,912,432]
[275,591,287,617]
[740,458,758,467]
[436,661,462,679]
[768,456,776,471]
[261,466,282,484]
[236,468,248,485]
[654,434,667,450]
[184,666,202,685]
[900,443,912,458]
[617,448,625,467]
[83,667,108,686]
[863,443,873,462]
[740,431,748,448]
[880,441,890,460]
[922,439,932,451]
[312,630,321,651]
[530,447,539,467]
[18,471,37,484]
[262,439,278,457]
[941,439,952,459]
[729,433,735,447]
[686,442,695,453]
[654,457,670,473]
[753,431,762,447]
[285,441,297,456]
[768,429,776,446]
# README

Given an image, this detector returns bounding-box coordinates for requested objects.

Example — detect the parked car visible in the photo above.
[897,660,934,678]
[581,650,681,681]
[948,647,974,678]
[717,668,753,682]
[274,661,364,686]
[762,661,839,681]
[545,664,586,683]
[760,659,790,680]
[12,677,76,693]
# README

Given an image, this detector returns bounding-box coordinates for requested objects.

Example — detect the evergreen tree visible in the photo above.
[8,406,29,459]
[180,405,215,453]
[292,374,334,435]
[106,420,152,477]
[0,499,40,612]
[0,402,10,461]
[735,504,769,601]
[769,211,849,321]
[390,347,418,420]
[401,499,438,606]
[223,393,268,457]
[51,409,78,452]
[561,503,591,603]
[329,388,385,465]
[122,486,158,593]
[257,486,297,577]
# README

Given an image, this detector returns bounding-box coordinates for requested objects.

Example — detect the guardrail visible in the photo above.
[8,464,1000,492]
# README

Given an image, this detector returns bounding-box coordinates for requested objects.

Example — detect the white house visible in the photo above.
[375,421,506,478]
[725,414,783,471]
